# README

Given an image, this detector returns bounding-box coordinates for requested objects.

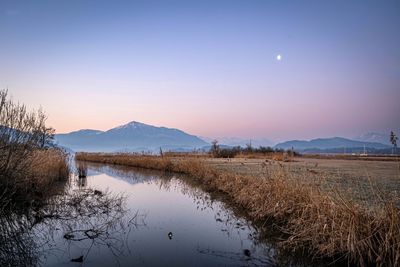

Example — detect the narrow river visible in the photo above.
[35,162,281,266]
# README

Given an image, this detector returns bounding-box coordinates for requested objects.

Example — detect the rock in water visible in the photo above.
[243,249,251,257]
[71,255,84,262]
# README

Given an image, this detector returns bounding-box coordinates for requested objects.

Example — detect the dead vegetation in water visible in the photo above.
[39,188,143,264]
[76,152,400,267]
[1,185,142,266]
[77,162,88,178]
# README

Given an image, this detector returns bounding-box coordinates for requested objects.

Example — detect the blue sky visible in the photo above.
[0,0,399,141]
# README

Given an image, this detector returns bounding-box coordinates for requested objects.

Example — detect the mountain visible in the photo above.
[275,137,389,151]
[356,132,391,145]
[55,121,208,152]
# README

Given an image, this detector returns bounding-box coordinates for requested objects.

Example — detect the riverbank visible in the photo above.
[76,152,400,267]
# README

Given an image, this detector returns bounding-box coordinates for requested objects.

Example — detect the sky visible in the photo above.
[0,0,399,142]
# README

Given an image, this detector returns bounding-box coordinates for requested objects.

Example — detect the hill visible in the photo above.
[275,137,389,152]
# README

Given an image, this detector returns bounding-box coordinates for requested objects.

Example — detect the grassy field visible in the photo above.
[203,157,400,207]
[76,152,400,267]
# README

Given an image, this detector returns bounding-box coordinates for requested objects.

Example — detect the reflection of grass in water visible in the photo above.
[0,212,39,266]
[37,187,143,263]
[197,247,273,267]
[0,185,142,266]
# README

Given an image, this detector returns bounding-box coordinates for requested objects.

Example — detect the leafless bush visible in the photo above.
[1,90,54,176]
[0,89,69,203]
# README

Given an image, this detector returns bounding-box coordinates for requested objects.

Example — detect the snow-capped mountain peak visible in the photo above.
[112,121,145,130]
[55,121,208,152]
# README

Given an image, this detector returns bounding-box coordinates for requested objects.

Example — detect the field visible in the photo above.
[203,157,400,207]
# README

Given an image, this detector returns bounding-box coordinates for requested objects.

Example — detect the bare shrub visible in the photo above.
[0,89,70,203]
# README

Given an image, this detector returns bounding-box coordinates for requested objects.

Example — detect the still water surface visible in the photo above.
[38,163,277,266]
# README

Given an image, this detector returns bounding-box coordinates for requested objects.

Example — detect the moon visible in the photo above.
[276,54,282,61]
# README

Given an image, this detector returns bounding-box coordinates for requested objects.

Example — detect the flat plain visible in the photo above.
[200,156,400,207]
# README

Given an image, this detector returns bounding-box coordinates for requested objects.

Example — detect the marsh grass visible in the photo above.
[76,152,400,266]
[0,148,70,207]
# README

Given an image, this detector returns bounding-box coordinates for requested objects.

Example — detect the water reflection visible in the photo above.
[2,161,320,266]
[81,162,276,266]
[0,179,140,266]
[36,189,141,263]
[0,210,39,266]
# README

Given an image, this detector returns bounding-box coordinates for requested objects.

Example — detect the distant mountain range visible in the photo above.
[55,121,208,152]
[355,132,391,145]
[55,122,395,154]
[275,137,390,152]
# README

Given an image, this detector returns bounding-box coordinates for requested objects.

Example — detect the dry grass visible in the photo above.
[76,152,400,266]
[0,148,70,205]
[29,149,70,184]
[302,153,400,162]
[163,151,210,158]
[234,151,289,160]
[201,157,400,208]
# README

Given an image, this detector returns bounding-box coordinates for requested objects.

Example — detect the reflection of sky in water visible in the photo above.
[37,163,275,266]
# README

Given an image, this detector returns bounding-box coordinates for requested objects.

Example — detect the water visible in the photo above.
[33,163,279,266]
